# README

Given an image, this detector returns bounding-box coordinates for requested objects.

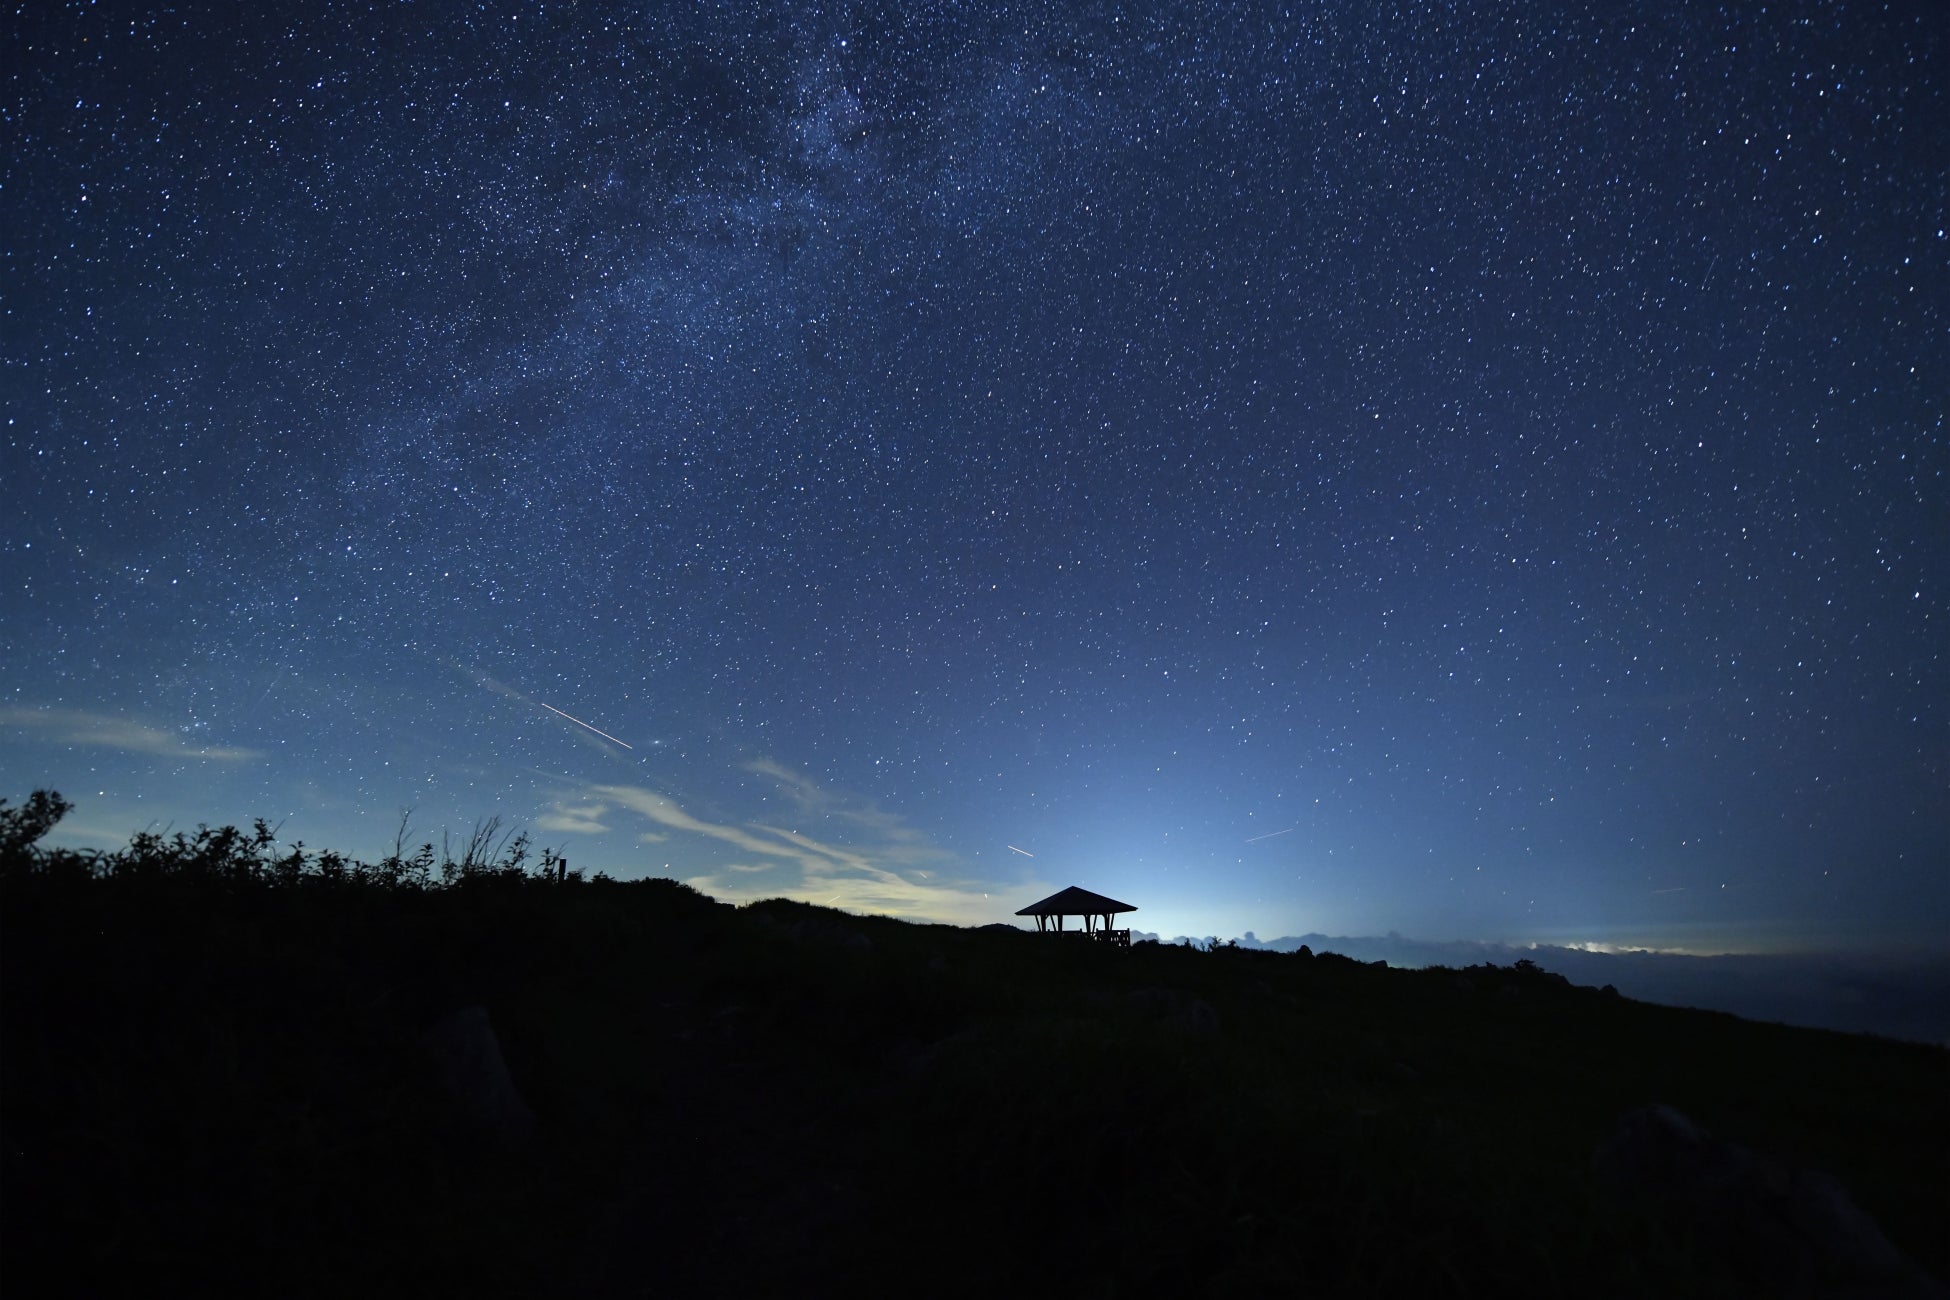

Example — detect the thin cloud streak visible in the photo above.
[536,801,612,835]
[585,762,1033,926]
[1,708,259,762]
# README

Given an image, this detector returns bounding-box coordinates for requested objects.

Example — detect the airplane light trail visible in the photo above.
[536,701,633,749]
[1007,844,1034,857]
[1244,827,1295,843]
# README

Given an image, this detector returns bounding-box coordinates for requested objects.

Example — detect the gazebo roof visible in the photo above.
[1015,885,1137,917]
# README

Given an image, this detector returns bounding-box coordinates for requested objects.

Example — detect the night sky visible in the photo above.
[5,0,1945,955]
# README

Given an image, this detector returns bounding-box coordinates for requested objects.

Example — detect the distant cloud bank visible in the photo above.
[1127,930,1950,1047]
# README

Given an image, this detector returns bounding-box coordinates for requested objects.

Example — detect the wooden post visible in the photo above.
[557,856,567,885]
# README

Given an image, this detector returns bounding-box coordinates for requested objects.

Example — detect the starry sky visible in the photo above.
[5,0,1945,955]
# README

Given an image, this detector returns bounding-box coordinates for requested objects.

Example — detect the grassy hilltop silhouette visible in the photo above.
[4,791,1945,1298]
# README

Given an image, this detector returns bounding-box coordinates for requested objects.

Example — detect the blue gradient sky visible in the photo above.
[4,0,1945,955]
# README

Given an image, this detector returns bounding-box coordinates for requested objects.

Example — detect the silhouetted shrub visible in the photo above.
[0,789,71,860]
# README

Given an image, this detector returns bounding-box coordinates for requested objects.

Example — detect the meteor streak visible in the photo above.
[1244,827,1295,843]
[537,700,633,749]
[1007,844,1034,857]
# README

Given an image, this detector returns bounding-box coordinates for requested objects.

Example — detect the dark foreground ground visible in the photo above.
[3,797,1945,1298]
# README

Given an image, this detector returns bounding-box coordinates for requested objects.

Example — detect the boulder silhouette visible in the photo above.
[1594,1104,1945,1298]
[422,1005,535,1143]
[1126,986,1220,1036]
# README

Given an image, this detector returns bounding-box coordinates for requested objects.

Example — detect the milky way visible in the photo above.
[5,0,1944,950]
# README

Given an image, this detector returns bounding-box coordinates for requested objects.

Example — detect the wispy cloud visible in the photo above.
[536,801,612,835]
[1165,930,1950,1045]
[585,762,1032,925]
[1,708,259,762]
[744,759,924,839]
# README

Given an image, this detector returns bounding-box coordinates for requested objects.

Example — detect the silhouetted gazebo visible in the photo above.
[1016,886,1136,947]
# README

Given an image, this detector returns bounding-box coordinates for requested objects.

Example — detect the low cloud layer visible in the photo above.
[1130,930,1950,1046]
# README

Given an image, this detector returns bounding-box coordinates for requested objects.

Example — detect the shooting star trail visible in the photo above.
[251,668,287,710]
[536,701,633,749]
[1244,827,1296,843]
[1007,844,1034,857]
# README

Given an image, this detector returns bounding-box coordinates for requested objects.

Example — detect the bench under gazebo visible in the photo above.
[1016,886,1136,947]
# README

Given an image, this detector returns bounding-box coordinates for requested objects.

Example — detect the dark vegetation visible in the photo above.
[4,792,1945,1297]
